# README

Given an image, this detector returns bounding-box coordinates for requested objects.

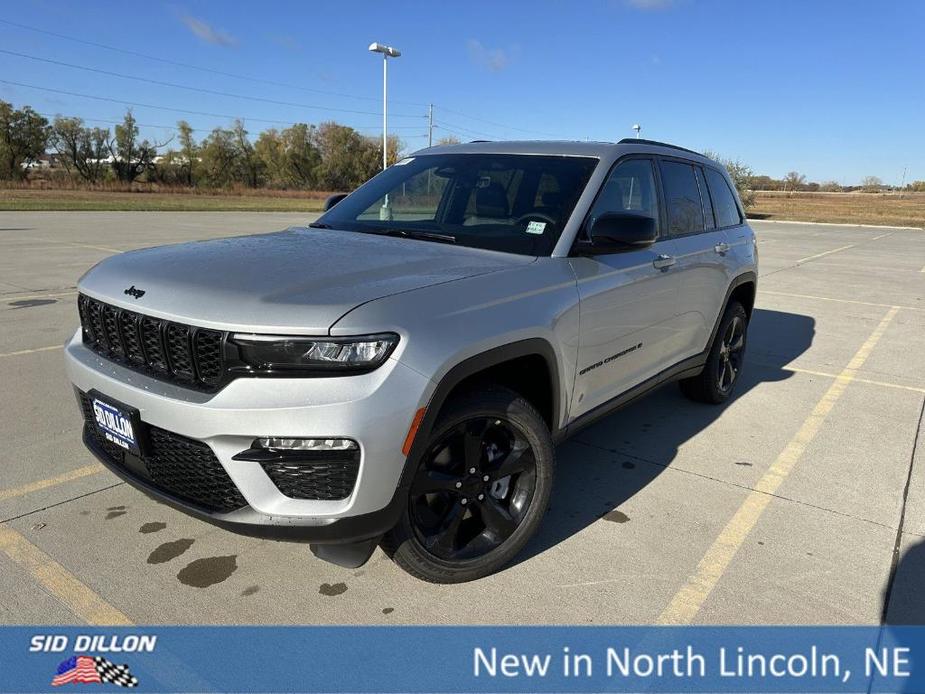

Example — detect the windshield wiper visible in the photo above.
[377,228,457,244]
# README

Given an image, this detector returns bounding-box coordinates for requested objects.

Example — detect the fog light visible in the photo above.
[256,437,358,451]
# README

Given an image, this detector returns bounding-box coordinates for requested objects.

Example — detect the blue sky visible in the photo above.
[1,0,923,184]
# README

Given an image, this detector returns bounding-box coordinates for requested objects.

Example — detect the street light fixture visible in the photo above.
[633,124,641,139]
[369,42,401,220]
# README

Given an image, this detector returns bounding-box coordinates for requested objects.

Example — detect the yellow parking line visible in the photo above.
[0,344,63,358]
[657,305,900,625]
[0,524,132,625]
[760,290,924,313]
[0,464,105,502]
[796,244,856,264]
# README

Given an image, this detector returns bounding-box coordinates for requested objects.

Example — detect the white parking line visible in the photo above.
[760,290,925,313]
[0,345,63,359]
[796,244,856,264]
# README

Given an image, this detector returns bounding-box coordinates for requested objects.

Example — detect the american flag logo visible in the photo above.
[51,655,139,688]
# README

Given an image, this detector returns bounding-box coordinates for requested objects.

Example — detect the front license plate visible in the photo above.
[91,395,141,456]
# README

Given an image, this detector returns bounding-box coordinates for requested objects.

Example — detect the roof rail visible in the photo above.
[617,138,703,157]
[469,140,492,143]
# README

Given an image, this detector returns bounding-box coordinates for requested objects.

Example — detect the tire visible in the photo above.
[381,386,554,583]
[680,300,748,404]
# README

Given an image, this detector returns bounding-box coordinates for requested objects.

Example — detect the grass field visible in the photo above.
[749,191,925,228]
[0,188,327,212]
[1,187,923,228]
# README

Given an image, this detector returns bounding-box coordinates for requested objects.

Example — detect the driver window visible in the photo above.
[586,159,659,236]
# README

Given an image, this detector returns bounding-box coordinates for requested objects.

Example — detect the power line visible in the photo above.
[0,48,425,119]
[0,17,427,107]
[31,110,426,135]
[433,119,504,140]
[438,105,556,137]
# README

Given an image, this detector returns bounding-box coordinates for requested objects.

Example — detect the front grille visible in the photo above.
[260,452,360,500]
[78,294,225,390]
[79,391,247,514]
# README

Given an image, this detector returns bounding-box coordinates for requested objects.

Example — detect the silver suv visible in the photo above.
[66,139,757,583]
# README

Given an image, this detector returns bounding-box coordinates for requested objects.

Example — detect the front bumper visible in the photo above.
[65,330,432,544]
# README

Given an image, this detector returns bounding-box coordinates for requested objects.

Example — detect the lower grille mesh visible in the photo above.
[79,391,247,513]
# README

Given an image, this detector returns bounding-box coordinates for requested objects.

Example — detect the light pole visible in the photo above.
[369,42,400,220]
[368,42,401,172]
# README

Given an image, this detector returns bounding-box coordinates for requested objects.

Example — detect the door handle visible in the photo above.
[714,242,730,255]
[653,254,676,270]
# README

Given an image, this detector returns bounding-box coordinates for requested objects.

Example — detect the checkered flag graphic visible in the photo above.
[94,656,139,688]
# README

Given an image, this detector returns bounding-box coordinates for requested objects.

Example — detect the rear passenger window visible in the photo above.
[694,167,715,230]
[705,167,742,228]
[660,161,704,236]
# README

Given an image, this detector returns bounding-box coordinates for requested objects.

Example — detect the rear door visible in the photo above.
[568,157,684,420]
[659,159,731,357]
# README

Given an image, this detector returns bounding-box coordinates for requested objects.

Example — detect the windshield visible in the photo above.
[315,153,598,256]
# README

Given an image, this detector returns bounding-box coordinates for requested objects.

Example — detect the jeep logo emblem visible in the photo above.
[124,285,146,299]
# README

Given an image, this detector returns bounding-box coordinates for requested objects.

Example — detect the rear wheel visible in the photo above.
[680,301,748,404]
[382,387,554,583]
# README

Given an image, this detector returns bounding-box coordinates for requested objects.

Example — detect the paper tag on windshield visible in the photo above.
[526,221,547,235]
[394,157,414,166]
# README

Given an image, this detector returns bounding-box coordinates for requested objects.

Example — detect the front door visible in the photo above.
[569,157,683,421]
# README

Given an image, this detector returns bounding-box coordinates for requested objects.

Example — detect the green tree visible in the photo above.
[198,126,238,187]
[313,122,379,190]
[231,120,264,187]
[255,123,320,188]
[49,116,111,183]
[176,120,198,186]
[110,110,163,183]
[0,101,50,180]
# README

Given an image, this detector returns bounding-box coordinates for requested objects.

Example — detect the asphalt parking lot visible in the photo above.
[1,211,923,626]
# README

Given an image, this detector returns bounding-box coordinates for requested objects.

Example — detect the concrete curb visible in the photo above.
[748,218,923,231]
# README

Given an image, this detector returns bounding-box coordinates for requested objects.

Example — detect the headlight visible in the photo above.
[229,333,398,374]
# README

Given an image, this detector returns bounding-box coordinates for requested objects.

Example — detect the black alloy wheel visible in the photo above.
[409,417,536,561]
[717,313,746,393]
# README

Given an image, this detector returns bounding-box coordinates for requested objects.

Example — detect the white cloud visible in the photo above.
[180,15,237,47]
[467,39,510,72]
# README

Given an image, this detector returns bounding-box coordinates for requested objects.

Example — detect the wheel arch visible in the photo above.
[405,339,562,472]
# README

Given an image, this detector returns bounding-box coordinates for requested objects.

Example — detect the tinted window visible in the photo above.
[694,166,715,230]
[660,161,704,235]
[705,167,742,228]
[587,158,659,235]
[318,153,598,256]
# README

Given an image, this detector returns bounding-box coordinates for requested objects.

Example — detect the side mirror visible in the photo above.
[323,193,349,211]
[587,212,657,251]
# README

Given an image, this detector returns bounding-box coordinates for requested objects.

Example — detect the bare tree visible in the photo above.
[861,175,883,192]
[783,171,806,193]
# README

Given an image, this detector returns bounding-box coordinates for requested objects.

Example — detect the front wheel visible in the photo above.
[680,301,748,404]
[382,387,554,583]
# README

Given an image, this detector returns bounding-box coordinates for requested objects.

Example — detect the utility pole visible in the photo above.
[428,104,434,148]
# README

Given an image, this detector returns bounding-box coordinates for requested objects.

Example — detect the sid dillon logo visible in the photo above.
[31,634,154,688]
[124,285,145,299]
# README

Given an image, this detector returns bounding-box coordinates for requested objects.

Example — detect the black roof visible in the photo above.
[617,138,703,157]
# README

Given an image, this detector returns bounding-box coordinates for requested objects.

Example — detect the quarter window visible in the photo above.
[705,167,743,228]
[660,161,705,236]
[694,166,715,230]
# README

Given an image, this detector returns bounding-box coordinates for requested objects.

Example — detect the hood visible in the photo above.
[78,226,533,334]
